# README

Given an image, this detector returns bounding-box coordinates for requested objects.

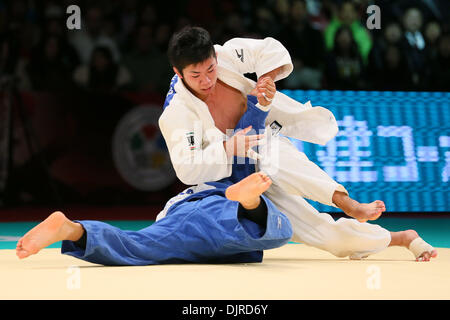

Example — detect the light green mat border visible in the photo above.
[1,218,449,250]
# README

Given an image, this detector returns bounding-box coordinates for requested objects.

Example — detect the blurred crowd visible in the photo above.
[1,0,450,95]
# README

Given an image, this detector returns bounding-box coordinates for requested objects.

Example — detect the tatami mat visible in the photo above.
[1,244,449,300]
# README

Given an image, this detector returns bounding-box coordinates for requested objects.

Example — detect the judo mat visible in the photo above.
[0,218,449,300]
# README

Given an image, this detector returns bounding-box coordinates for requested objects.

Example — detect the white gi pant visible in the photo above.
[257,133,391,259]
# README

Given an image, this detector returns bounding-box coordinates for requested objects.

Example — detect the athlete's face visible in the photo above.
[174,54,218,100]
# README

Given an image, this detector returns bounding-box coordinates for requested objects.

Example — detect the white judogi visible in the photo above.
[158,37,391,259]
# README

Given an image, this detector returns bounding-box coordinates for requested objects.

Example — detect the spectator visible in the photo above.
[302,0,330,31]
[252,7,278,38]
[0,33,18,76]
[0,32,28,90]
[139,3,158,26]
[324,0,372,64]
[68,5,121,64]
[117,0,139,48]
[324,25,366,90]
[26,35,76,91]
[154,23,173,52]
[278,0,326,89]
[122,24,171,93]
[429,33,450,91]
[401,7,428,88]
[371,44,414,91]
[42,16,79,68]
[0,0,446,93]
[424,20,442,62]
[367,22,414,90]
[215,12,247,44]
[186,0,216,27]
[73,46,131,92]
[272,0,291,26]
[369,21,403,68]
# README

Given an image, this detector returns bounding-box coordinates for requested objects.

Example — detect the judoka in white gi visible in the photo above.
[158,26,437,262]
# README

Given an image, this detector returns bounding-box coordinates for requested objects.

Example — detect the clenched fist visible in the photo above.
[250,77,276,107]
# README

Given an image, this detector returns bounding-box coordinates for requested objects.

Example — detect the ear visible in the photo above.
[173,67,183,79]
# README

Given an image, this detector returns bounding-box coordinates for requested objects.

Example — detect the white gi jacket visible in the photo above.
[159,37,339,186]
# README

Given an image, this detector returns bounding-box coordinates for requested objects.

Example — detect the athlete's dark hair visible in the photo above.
[167,26,216,75]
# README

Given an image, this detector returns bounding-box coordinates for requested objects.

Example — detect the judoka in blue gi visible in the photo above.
[14,94,292,265]
[59,93,291,266]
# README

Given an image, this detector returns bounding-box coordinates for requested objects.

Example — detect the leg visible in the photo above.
[389,230,438,262]
[266,182,437,261]
[227,171,272,229]
[264,183,391,258]
[225,171,272,210]
[259,136,386,222]
[16,172,292,265]
[332,191,386,223]
[16,211,84,259]
[258,135,346,205]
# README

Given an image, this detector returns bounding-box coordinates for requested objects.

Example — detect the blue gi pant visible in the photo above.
[61,183,292,265]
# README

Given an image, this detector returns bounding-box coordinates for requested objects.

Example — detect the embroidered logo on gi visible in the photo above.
[186,132,196,150]
[270,120,282,136]
[235,48,244,62]
[277,216,282,229]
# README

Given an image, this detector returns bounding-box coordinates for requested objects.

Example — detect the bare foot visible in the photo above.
[16,211,84,259]
[225,171,272,209]
[332,191,386,223]
[391,230,438,262]
[347,200,386,223]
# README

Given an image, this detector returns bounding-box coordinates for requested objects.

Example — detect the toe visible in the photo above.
[431,250,438,258]
[261,179,272,190]
[16,248,30,259]
[416,251,433,262]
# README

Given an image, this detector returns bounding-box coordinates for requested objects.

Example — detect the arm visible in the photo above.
[160,108,265,185]
[214,37,293,82]
[159,108,232,185]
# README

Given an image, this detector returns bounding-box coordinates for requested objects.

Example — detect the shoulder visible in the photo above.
[160,94,197,124]
[73,65,89,84]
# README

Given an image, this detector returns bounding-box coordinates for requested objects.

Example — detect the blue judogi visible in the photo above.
[224,95,265,185]
[61,94,292,266]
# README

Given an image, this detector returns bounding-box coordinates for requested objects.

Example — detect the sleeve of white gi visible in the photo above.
[159,106,232,185]
[214,37,293,81]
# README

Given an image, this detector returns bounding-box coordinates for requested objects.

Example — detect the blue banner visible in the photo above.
[282,90,450,212]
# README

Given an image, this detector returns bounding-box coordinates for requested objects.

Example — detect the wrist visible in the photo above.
[260,67,282,82]
[255,102,272,112]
